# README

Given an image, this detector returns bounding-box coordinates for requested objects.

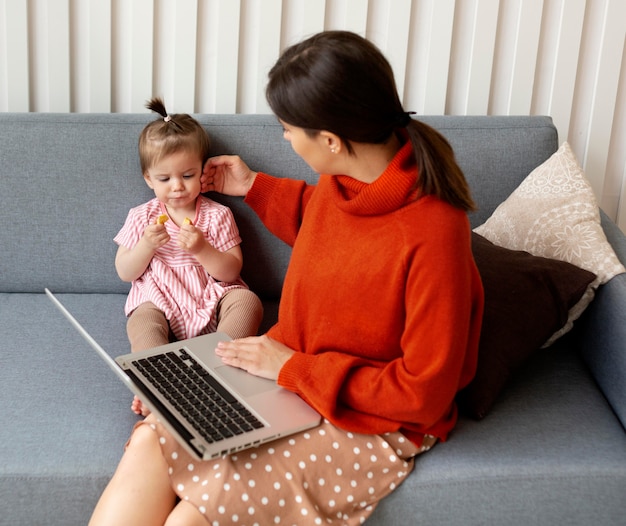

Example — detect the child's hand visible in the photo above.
[131,395,151,417]
[142,223,170,250]
[177,221,206,254]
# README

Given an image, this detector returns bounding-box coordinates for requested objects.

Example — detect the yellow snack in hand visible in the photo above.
[156,214,169,225]
[183,217,193,226]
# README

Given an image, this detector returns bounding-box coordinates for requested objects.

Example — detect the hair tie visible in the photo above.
[164,115,172,123]
[397,111,416,128]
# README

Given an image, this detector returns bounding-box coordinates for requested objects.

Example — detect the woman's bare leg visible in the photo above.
[164,501,210,526]
[89,419,177,526]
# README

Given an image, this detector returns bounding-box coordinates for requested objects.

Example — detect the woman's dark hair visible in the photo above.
[138,97,211,175]
[266,31,475,212]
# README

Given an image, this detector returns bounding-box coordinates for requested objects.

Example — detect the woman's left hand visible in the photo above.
[215,335,295,381]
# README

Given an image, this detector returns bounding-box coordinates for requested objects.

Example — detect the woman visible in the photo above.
[90,30,483,526]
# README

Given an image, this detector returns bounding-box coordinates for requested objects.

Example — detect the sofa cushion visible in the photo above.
[475,142,626,345]
[457,234,596,419]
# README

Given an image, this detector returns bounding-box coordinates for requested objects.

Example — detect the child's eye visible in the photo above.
[183,174,195,179]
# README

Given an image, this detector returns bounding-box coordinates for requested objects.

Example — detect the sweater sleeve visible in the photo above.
[244,172,316,247]
[277,215,483,440]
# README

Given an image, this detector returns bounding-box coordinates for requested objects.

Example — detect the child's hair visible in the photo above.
[138,97,211,174]
[266,31,475,212]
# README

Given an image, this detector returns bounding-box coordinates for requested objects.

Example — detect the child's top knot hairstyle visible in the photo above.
[138,97,211,175]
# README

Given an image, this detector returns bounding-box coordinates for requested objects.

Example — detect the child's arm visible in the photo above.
[115,223,170,282]
[177,223,243,282]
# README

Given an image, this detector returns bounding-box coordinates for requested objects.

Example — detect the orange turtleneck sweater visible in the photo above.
[244,140,484,445]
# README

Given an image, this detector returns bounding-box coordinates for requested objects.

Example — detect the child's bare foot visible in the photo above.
[131,395,151,417]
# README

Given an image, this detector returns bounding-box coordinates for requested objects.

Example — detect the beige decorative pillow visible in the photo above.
[474,142,625,346]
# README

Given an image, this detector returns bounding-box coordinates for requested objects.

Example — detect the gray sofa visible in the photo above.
[1,113,625,525]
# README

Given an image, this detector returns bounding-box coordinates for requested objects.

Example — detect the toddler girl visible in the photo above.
[114,98,263,415]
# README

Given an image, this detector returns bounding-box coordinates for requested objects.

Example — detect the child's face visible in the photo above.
[143,150,203,212]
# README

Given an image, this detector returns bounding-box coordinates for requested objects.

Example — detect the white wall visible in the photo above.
[1,0,625,231]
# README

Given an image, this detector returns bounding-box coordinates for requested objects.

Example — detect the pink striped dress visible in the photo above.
[114,196,247,340]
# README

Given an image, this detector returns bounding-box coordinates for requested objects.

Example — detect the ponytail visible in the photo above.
[405,120,476,212]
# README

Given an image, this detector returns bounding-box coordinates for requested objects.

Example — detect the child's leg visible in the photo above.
[126,302,172,415]
[215,288,263,339]
[126,302,171,352]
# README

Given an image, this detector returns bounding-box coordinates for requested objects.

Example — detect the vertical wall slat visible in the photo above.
[72,0,112,112]
[366,0,412,101]
[531,0,585,145]
[578,0,626,207]
[238,0,282,113]
[447,0,500,114]
[0,0,29,111]
[154,0,197,111]
[611,41,626,232]
[30,0,71,112]
[490,0,543,115]
[112,0,154,112]
[325,0,369,33]
[281,0,326,48]
[404,0,455,114]
[196,0,241,114]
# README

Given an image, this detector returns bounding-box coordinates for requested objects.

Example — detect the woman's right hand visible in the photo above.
[202,155,257,196]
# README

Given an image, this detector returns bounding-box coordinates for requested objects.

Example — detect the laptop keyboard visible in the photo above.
[134,350,265,444]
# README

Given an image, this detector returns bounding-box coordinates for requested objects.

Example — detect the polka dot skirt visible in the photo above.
[134,416,436,525]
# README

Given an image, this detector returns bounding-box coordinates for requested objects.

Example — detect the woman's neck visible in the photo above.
[341,133,403,184]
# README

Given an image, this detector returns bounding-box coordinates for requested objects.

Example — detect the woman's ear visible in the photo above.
[320,131,342,154]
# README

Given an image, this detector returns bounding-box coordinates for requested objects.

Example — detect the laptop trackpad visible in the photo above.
[213,365,278,397]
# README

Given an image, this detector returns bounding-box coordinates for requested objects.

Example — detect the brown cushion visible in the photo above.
[457,233,596,419]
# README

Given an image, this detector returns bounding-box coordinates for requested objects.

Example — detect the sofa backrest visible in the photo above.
[0,113,557,296]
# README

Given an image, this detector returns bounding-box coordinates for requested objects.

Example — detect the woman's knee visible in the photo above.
[164,501,209,526]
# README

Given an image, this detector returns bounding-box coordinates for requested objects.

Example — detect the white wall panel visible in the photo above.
[112,0,154,112]
[238,0,282,113]
[324,0,369,33]
[0,0,624,231]
[576,0,625,212]
[366,0,412,100]
[71,0,112,112]
[404,0,455,114]
[490,0,543,115]
[447,0,500,114]
[196,0,241,114]
[281,0,326,47]
[30,0,71,111]
[0,0,29,111]
[532,0,585,144]
[153,0,198,112]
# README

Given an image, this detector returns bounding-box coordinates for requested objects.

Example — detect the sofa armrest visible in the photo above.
[579,211,626,430]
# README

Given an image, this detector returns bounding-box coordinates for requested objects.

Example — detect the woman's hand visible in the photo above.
[215,335,295,381]
[201,155,257,196]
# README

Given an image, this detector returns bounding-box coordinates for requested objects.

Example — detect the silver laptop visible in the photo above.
[45,288,321,460]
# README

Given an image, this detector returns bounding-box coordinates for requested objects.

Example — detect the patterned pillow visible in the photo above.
[474,142,625,346]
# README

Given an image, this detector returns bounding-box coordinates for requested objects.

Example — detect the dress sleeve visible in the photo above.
[206,204,242,253]
[113,207,145,249]
[244,172,316,247]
